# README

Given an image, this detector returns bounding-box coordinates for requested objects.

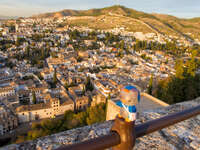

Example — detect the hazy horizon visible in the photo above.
[0,0,200,19]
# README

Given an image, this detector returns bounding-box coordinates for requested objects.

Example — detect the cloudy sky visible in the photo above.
[0,0,200,18]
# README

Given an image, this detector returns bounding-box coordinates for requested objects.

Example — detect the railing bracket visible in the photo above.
[111,116,136,150]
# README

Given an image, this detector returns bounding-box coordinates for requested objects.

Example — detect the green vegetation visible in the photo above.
[39,5,156,19]
[22,76,34,80]
[64,82,77,91]
[32,91,37,104]
[141,54,152,62]
[53,69,57,85]
[76,56,83,62]
[152,51,200,104]
[15,37,26,46]
[147,75,153,95]
[67,30,100,50]
[5,60,15,68]
[0,39,14,52]
[34,72,43,80]
[67,26,200,58]
[15,103,106,143]
[128,59,138,65]
[85,76,93,91]
[134,40,186,56]
[13,45,50,68]
[9,5,200,41]
[107,5,156,19]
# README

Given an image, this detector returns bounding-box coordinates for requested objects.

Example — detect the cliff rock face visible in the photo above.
[1,98,200,150]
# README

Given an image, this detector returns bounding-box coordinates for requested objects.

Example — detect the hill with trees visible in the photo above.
[32,5,200,41]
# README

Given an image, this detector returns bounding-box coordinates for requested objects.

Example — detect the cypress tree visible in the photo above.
[32,91,37,104]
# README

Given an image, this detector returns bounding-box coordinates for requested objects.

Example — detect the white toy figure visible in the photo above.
[116,85,140,122]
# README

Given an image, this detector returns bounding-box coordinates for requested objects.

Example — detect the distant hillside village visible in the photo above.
[0,15,200,138]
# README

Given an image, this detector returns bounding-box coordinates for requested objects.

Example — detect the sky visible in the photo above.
[0,0,200,18]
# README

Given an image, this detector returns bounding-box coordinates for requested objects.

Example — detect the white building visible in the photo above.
[16,97,74,123]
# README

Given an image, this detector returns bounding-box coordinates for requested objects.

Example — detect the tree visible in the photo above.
[175,59,184,79]
[25,46,30,58]
[86,103,106,125]
[153,56,200,104]
[85,76,93,91]
[53,69,57,84]
[64,82,69,91]
[120,40,125,49]
[21,103,106,142]
[32,91,37,104]
[107,93,111,100]
[186,58,197,77]
[82,85,86,95]
[147,74,153,95]
[75,111,88,126]
[15,37,21,46]
[76,56,83,62]
[41,48,45,60]
[186,51,198,77]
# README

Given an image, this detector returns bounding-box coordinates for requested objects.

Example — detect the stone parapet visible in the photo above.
[1,98,200,150]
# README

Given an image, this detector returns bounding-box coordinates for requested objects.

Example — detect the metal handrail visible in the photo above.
[56,105,200,150]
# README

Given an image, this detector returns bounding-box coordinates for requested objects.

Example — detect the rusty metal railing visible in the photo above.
[56,105,200,150]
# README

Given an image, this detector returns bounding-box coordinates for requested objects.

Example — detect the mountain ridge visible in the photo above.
[0,15,18,20]
[32,5,200,20]
[32,5,157,19]
[31,5,200,41]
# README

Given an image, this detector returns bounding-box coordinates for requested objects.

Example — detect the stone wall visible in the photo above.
[106,99,120,121]
[1,98,200,150]
[141,92,169,106]
[106,92,169,121]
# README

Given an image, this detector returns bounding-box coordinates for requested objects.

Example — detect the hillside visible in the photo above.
[33,5,155,18]
[0,15,18,20]
[33,5,200,40]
